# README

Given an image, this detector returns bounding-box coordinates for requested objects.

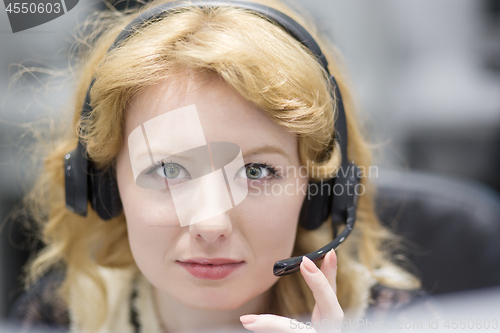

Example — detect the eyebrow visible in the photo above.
[135,144,292,163]
[243,145,292,163]
[136,151,194,163]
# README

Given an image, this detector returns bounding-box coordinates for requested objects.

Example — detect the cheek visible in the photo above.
[239,178,307,262]
[122,193,181,281]
[117,162,181,272]
[121,188,179,227]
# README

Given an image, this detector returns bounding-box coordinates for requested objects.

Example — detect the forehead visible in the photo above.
[124,75,295,149]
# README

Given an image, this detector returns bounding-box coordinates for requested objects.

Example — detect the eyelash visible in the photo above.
[145,160,282,179]
[246,162,282,179]
[145,159,175,175]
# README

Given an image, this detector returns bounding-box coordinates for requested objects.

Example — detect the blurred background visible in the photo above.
[1,0,500,322]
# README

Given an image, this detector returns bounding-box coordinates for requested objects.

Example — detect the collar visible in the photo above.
[68,266,163,333]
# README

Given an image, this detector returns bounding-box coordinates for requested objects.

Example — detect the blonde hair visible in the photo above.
[12,0,420,330]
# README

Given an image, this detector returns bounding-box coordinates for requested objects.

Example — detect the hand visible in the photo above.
[239,249,343,332]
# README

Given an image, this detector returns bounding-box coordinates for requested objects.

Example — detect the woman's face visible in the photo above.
[116,75,308,310]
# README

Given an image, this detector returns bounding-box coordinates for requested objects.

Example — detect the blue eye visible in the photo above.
[162,163,181,178]
[245,164,268,179]
[237,163,280,180]
[147,161,191,181]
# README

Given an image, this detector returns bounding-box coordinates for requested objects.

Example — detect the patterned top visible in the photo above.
[6,268,440,333]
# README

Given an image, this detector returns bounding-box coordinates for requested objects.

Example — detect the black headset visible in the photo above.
[64,0,361,277]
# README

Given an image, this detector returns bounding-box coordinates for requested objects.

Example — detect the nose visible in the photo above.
[188,212,232,243]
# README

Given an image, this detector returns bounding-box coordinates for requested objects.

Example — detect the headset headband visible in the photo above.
[64,0,360,276]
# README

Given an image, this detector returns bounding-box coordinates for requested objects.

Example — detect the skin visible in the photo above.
[115,74,343,332]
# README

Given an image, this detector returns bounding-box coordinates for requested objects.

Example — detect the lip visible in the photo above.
[180,258,243,265]
[177,258,244,280]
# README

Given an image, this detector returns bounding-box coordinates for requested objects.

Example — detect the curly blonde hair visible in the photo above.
[10,0,420,331]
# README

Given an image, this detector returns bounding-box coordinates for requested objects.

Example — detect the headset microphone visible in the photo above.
[64,0,361,277]
[273,72,361,276]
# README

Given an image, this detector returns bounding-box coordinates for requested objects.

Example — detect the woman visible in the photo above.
[7,0,422,332]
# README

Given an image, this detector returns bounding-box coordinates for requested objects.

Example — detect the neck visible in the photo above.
[153,287,270,333]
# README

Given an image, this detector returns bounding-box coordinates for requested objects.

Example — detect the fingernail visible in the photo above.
[240,315,258,324]
[302,256,319,274]
[329,249,337,267]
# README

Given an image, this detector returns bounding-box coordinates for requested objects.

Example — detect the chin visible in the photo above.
[176,293,248,311]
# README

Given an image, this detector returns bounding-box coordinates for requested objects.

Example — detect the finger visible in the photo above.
[319,249,338,294]
[300,255,343,323]
[240,314,317,333]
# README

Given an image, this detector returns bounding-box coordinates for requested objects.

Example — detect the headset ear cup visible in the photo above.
[298,179,333,230]
[64,144,89,216]
[331,161,360,228]
[107,170,123,217]
[89,167,123,220]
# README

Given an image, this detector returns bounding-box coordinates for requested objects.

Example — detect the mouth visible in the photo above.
[179,258,243,265]
[176,258,244,280]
